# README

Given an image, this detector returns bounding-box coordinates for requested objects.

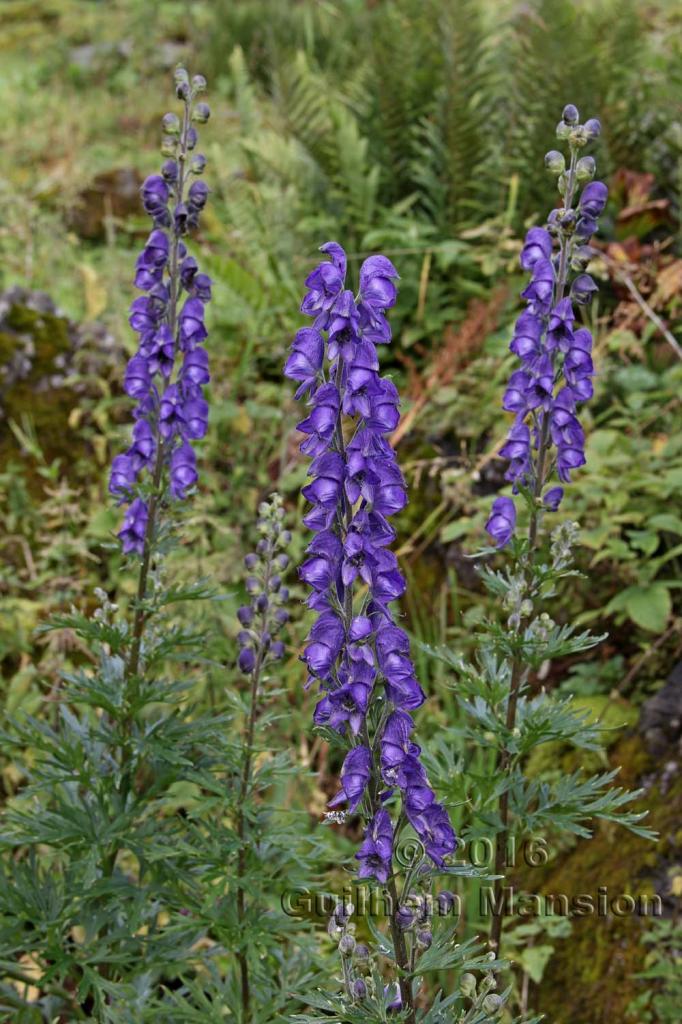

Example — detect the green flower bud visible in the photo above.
[576,156,596,182]
[555,120,572,141]
[339,933,356,956]
[584,118,601,139]
[161,136,178,157]
[460,973,477,997]
[544,149,565,175]
[482,993,503,1014]
[569,125,589,148]
[162,112,181,136]
[192,102,211,124]
[192,74,207,93]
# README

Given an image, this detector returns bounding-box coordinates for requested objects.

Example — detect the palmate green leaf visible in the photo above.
[512,693,604,755]
[413,928,504,975]
[516,769,657,841]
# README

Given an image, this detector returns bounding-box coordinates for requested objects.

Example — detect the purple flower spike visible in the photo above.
[490,104,606,534]
[288,240,456,878]
[111,67,213,550]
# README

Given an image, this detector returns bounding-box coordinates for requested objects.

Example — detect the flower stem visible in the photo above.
[387,871,416,1023]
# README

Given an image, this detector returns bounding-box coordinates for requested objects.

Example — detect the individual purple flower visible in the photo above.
[301,241,347,324]
[169,442,198,499]
[356,808,393,883]
[486,497,516,548]
[329,745,372,812]
[407,801,457,868]
[521,258,554,314]
[543,486,564,510]
[520,227,552,271]
[284,328,325,399]
[118,497,148,556]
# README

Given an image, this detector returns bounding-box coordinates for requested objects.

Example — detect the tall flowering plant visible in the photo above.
[425,107,655,994]
[0,69,322,1022]
[285,245,510,1022]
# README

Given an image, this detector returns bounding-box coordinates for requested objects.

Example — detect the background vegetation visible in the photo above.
[0,0,680,1020]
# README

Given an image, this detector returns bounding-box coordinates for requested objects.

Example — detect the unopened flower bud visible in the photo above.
[395,906,414,929]
[584,118,601,139]
[460,973,477,997]
[555,120,572,140]
[161,159,178,182]
[544,150,565,175]
[193,103,211,124]
[576,156,596,181]
[192,74,207,93]
[352,978,367,1000]
[276,553,289,570]
[238,647,255,673]
[255,594,269,613]
[191,153,207,175]
[161,136,178,157]
[354,942,369,961]
[339,933,356,956]
[256,539,269,554]
[245,576,260,595]
[244,553,258,570]
[162,112,181,135]
[570,125,589,148]
[562,103,579,125]
[482,994,503,1014]
[237,605,253,627]
[270,640,285,659]
[416,928,432,949]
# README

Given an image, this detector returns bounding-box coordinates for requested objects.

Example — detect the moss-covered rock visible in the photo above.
[516,734,681,1022]
[0,286,119,481]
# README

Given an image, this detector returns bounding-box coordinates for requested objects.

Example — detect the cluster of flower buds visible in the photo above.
[110,66,212,555]
[236,494,290,676]
[286,242,456,883]
[459,967,504,1018]
[328,902,371,1003]
[486,103,607,548]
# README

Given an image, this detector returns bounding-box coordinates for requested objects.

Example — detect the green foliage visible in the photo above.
[626,918,682,1024]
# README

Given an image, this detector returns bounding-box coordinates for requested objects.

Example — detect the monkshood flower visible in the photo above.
[286,242,456,885]
[236,494,290,676]
[487,103,606,547]
[109,66,212,555]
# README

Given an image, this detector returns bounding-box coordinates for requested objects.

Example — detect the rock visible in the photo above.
[66,168,143,240]
[0,286,120,477]
[639,661,682,755]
